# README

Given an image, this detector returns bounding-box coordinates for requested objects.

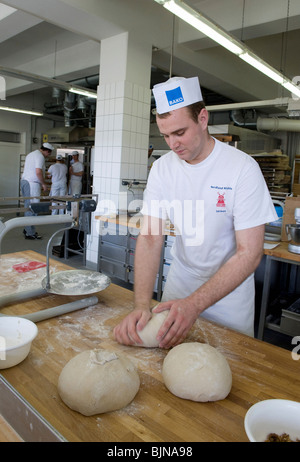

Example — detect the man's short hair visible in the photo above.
[156,101,206,123]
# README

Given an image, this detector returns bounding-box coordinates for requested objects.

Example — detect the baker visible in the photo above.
[47,154,68,215]
[69,150,84,196]
[113,76,277,349]
[21,142,53,239]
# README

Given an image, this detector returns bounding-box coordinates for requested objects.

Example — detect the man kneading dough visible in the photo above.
[113,76,277,349]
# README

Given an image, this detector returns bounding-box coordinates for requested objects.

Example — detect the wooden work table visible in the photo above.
[264,240,300,262]
[0,251,300,442]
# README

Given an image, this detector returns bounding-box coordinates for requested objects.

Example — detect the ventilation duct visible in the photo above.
[230,109,257,128]
[230,109,300,133]
[257,117,300,133]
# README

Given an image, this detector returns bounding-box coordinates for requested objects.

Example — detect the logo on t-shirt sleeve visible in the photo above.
[166,86,184,107]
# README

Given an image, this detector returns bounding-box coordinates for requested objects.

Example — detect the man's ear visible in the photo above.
[197,108,209,130]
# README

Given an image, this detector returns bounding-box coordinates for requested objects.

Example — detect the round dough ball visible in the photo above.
[137,310,168,348]
[58,349,140,416]
[162,342,232,402]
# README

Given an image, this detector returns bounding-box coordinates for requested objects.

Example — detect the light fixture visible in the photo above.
[154,0,300,99]
[239,53,284,84]
[0,105,43,116]
[69,87,97,98]
[158,0,243,55]
[0,66,98,98]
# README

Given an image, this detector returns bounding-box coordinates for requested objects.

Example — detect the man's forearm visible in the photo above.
[133,233,164,309]
[187,226,265,314]
[36,170,46,187]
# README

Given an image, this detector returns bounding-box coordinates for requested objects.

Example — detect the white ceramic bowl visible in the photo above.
[0,316,38,369]
[244,399,300,442]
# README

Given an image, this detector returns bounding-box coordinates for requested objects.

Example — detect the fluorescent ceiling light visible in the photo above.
[159,0,243,55]
[69,87,97,98]
[0,66,97,98]
[239,53,285,84]
[0,105,43,116]
[154,0,300,99]
[282,81,300,99]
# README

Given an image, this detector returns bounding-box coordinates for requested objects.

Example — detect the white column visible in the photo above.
[86,32,152,267]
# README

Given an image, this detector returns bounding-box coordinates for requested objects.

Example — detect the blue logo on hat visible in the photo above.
[166,86,184,107]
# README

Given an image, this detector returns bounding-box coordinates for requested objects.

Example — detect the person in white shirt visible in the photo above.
[69,151,84,196]
[114,76,278,348]
[47,155,68,215]
[21,142,53,239]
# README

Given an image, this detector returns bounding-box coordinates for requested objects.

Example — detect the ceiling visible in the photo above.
[0,0,300,120]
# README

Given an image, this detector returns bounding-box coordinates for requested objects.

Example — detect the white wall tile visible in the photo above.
[116,81,125,98]
[112,147,122,163]
[113,130,122,147]
[123,114,131,131]
[109,82,116,99]
[122,130,131,148]
[114,114,123,131]
[124,98,132,115]
[115,97,124,114]
[125,81,133,99]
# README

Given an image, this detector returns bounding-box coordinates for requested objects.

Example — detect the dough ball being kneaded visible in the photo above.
[136,309,169,348]
[58,349,140,416]
[162,342,232,402]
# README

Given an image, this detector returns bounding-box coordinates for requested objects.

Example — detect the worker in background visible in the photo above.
[69,151,84,196]
[47,155,68,215]
[114,76,278,348]
[21,142,54,239]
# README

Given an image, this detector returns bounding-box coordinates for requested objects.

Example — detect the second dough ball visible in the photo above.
[58,349,140,416]
[162,342,232,402]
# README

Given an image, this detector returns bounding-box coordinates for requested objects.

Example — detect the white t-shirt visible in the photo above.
[141,138,278,335]
[22,150,45,183]
[48,163,68,186]
[70,161,83,182]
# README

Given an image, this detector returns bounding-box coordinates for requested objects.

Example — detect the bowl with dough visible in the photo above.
[244,399,300,442]
[0,316,38,369]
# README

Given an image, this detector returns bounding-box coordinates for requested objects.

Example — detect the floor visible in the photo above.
[0,211,295,352]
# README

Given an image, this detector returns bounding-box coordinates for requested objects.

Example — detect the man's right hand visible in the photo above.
[113,309,152,346]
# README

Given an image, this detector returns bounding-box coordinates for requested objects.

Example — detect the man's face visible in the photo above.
[156,106,209,165]
[42,149,52,158]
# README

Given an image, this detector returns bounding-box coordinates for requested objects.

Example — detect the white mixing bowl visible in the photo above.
[244,399,300,442]
[0,316,38,369]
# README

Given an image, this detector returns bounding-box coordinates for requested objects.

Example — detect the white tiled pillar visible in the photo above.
[86,32,152,268]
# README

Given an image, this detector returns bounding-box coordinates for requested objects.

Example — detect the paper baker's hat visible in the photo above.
[42,142,54,150]
[152,76,203,114]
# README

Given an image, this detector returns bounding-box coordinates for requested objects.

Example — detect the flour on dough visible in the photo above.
[162,342,232,402]
[137,309,169,348]
[58,349,140,416]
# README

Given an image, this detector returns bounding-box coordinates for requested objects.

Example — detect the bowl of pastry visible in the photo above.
[244,399,300,442]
